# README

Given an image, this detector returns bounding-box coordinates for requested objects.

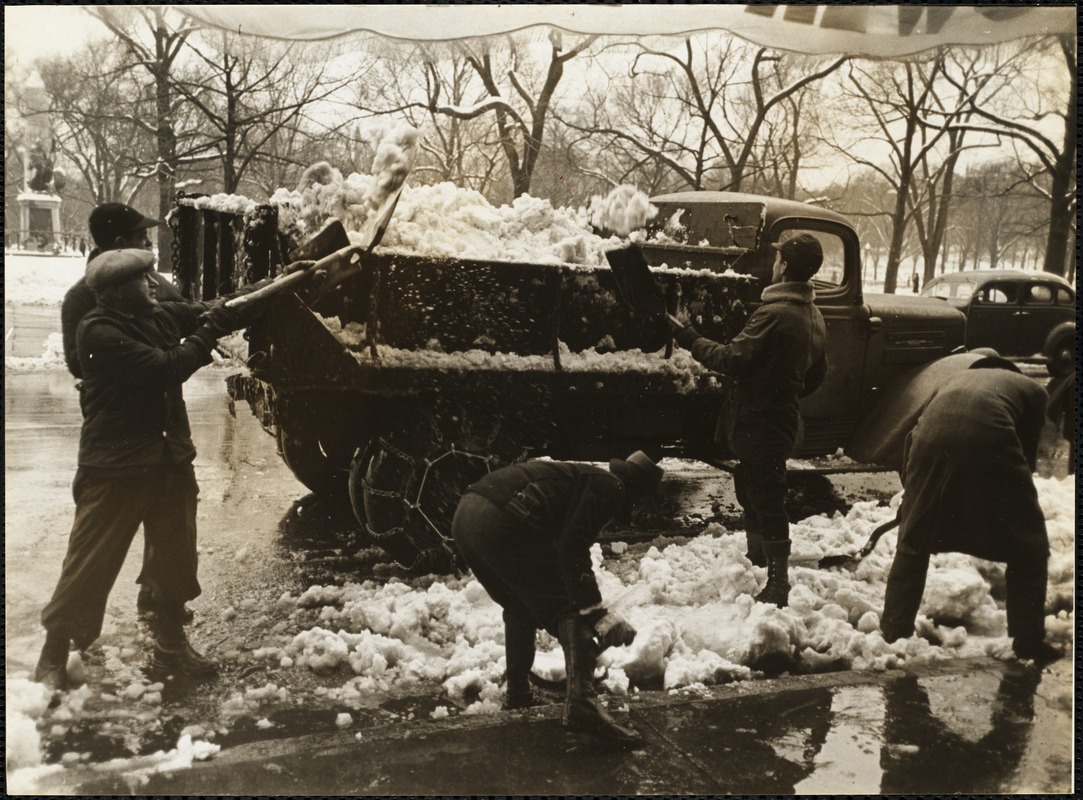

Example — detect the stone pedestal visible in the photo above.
[16,191,62,251]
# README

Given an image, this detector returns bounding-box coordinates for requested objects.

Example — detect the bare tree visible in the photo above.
[561,35,845,197]
[949,35,1076,277]
[172,33,354,195]
[35,42,156,207]
[90,6,194,272]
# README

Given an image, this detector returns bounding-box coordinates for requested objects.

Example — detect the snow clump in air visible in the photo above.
[588,184,659,238]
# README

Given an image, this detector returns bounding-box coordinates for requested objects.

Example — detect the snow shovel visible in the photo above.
[303,183,405,305]
[226,187,404,310]
[817,512,900,569]
[605,243,666,322]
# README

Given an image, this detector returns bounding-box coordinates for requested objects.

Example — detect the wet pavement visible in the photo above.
[33,657,1073,795]
[5,367,1075,795]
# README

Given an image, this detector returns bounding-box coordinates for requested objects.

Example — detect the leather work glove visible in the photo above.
[199,302,242,337]
[594,611,637,649]
[666,313,700,348]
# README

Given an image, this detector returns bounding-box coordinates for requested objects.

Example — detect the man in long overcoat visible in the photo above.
[451,451,663,745]
[881,356,1061,664]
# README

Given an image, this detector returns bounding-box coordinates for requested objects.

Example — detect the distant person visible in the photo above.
[451,452,663,745]
[880,355,1062,665]
[61,203,189,620]
[667,233,828,607]
[35,249,264,694]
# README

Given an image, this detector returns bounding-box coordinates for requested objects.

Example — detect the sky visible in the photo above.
[4,6,104,68]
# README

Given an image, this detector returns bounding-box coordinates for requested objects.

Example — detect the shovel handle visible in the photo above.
[226,245,364,308]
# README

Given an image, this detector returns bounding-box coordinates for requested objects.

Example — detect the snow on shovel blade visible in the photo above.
[605,243,666,320]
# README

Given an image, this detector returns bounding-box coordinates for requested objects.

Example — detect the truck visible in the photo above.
[169,189,967,573]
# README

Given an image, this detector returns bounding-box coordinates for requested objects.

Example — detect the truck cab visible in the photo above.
[643,192,966,456]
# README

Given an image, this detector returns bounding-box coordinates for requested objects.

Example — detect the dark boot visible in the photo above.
[755,538,791,608]
[1012,637,1063,666]
[557,616,641,745]
[881,548,930,642]
[149,617,217,677]
[34,631,70,692]
[744,514,766,568]
[503,616,537,710]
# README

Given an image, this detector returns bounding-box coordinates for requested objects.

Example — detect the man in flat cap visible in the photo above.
[451,451,663,746]
[667,232,828,608]
[35,249,255,694]
[61,204,189,621]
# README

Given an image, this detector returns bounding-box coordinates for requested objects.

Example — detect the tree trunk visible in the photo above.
[155,65,176,274]
[1042,41,1076,277]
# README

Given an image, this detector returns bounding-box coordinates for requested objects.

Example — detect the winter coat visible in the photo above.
[897,368,1049,561]
[676,281,827,463]
[464,461,625,610]
[63,273,185,379]
[76,301,218,471]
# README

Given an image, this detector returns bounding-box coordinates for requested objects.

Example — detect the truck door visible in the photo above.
[768,222,869,456]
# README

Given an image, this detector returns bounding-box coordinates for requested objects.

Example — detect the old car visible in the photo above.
[921,269,1076,377]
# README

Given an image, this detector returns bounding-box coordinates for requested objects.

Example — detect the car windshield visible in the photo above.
[923,279,975,300]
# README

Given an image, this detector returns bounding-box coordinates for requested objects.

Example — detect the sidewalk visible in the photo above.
[33,656,1072,796]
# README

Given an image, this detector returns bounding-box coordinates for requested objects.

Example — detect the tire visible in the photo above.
[1047,335,1074,378]
[277,425,351,501]
[352,408,530,574]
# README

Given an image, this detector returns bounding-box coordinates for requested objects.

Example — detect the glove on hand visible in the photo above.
[667,316,701,346]
[199,302,242,336]
[594,611,637,649]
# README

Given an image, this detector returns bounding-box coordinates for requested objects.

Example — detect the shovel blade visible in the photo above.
[605,244,666,320]
[288,219,351,262]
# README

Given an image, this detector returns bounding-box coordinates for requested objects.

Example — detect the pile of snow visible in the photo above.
[4,253,85,306]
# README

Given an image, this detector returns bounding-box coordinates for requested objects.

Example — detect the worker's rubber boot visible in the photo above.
[744,514,767,568]
[557,617,641,745]
[880,549,930,643]
[34,631,70,693]
[755,538,791,608]
[503,616,538,710]
[149,615,217,677]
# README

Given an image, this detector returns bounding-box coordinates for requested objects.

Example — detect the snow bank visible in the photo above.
[244,476,1073,713]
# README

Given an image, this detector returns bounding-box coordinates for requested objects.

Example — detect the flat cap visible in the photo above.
[85,248,156,292]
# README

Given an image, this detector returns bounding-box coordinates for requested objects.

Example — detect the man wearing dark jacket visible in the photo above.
[35,249,253,693]
[61,203,190,620]
[667,233,828,607]
[451,452,663,744]
[880,356,1061,665]
[62,203,186,380]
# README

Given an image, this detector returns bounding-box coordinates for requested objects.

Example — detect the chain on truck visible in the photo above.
[168,189,966,573]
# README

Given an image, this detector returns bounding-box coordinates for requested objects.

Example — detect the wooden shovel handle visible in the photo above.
[226,244,364,308]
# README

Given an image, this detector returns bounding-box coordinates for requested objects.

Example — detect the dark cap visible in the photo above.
[85,249,156,292]
[88,203,159,249]
[770,233,823,280]
[608,450,664,496]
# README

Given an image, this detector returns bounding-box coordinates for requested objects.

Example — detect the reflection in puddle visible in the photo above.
[794,685,884,794]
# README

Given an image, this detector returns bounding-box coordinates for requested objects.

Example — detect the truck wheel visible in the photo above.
[277,425,350,502]
[354,412,529,574]
[1047,335,1074,378]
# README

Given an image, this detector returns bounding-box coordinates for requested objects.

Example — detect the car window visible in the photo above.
[1025,283,1054,305]
[974,282,1017,304]
[924,278,974,299]
[1055,287,1073,305]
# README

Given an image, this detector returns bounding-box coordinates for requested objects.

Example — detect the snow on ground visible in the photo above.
[4,179,1076,787]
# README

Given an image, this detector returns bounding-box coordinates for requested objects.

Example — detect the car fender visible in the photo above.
[1042,320,1075,356]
